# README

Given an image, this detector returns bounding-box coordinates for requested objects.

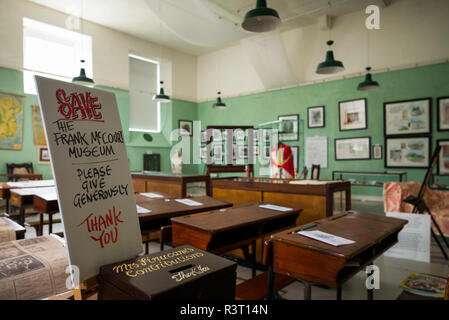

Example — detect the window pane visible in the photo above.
[129,56,160,132]
[23,17,92,95]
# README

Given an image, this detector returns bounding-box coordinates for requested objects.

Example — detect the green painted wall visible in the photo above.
[1,63,448,197]
[197,62,449,197]
[0,67,198,179]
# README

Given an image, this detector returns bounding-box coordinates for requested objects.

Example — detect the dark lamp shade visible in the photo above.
[242,0,280,32]
[72,68,94,86]
[212,93,226,109]
[357,73,380,91]
[153,82,171,103]
[316,50,345,74]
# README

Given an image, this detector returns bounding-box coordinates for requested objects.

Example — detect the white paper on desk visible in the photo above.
[37,191,58,201]
[140,193,164,199]
[297,230,355,246]
[11,186,55,196]
[136,205,151,214]
[175,199,203,206]
[7,179,54,188]
[384,212,430,262]
[259,204,292,212]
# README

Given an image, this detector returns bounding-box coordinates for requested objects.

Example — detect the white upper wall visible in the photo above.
[0,0,197,102]
[197,0,449,102]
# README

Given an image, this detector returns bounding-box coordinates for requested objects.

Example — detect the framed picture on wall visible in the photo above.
[338,99,367,131]
[179,120,193,136]
[385,136,430,168]
[335,137,371,160]
[437,139,449,175]
[38,147,50,164]
[437,96,449,131]
[384,98,431,136]
[213,144,223,163]
[307,106,325,128]
[373,144,382,160]
[235,129,245,141]
[278,114,299,141]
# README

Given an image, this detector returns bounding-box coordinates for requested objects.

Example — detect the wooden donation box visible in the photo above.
[98,245,237,300]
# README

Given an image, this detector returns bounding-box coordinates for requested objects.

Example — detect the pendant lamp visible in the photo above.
[242,0,280,33]
[72,59,94,86]
[316,40,345,74]
[357,67,380,91]
[153,81,171,103]
[212,92,226,109]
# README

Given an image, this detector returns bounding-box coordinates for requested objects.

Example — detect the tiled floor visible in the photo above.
[5,199,449,300]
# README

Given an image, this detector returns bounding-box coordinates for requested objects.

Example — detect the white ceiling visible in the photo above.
[27,0,392,56]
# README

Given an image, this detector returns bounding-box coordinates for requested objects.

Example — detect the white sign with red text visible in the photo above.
[35,76,143,283]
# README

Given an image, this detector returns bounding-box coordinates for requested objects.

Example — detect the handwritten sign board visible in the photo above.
[34,76,143,283]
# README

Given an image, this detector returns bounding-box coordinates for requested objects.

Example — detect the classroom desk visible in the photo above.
[0,216,26,240]
[211,177,351,226]
[137,196,232,232]
[270,211,407,300]
[0,179,53,214]
[131,171,211,197]
[135,192,172,203]
[171,203,301,276]
[9,186,55,226]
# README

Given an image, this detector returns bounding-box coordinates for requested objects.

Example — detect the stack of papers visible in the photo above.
[175,199,203,206]
[259,204,292,212]
[297,230,355,247]
[136,205,151,214]
[140,193,164,199]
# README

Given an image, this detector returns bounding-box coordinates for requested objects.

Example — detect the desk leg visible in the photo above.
[337,286,342,300]
[251,241,256,278]
[304,281,312,300]
[19,207,25,226]
[49,214,53,234]
[39,213,43,236]
[5,199,9,214]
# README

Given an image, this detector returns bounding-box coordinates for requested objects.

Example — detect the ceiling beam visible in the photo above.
[374,0,393,8]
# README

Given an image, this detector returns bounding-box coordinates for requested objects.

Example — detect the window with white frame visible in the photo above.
[23,17,92,95]
[128,54,160,133]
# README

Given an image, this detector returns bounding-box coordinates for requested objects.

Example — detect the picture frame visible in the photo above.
[437,96,449,131]
[178,120,193,136]
[252,129,259,141]
[38,146,50,164]
[338,98,367,131]
[200,147,207,159]
[335,137,371,160]
[437,139,449,175]
[234,129,245,141]
[200,130,209,143]
[384,98,431,136]
[211,129,222,142]
[278,114,299,141]
[263,146,271,160]
[238,146,248,159]
[373,144,382,160]
[213,144,223,163]
[0,91,24,150]
[307,106,325,128]
[385,136,430,168]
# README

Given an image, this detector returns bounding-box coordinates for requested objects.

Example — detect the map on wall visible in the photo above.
[0,92,24,150]
[32,105,47,146]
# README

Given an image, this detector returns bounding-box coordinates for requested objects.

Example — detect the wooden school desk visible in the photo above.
[137,196,232,253]
[131,171,212,197]
[270,211,407,300]
[9,186,55,226]
[135,192,172,203]
[171,203,302,276]
[0,179,53,214]
[0,216,26,240]
[211,177,351,226]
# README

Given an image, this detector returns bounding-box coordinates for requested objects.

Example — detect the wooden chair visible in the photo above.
[311,164,320,180]
[6,163,34,181]
[235,240,294,300]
